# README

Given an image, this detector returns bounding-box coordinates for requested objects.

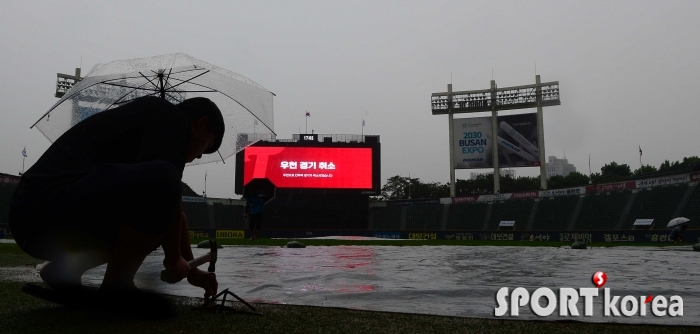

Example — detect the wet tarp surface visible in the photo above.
[83,245,699,325]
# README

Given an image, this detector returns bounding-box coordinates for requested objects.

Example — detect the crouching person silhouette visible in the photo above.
[9,96,220,301]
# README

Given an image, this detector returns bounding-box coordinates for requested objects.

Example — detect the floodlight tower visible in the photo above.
[431,75,560,197]
[53,67,86,128]
[55,68,81,98]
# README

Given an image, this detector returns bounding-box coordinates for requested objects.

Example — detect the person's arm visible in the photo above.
[179,198,194,261]
[179,198,218,298]
[161,198,190,280]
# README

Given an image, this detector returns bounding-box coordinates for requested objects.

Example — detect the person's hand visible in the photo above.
[162,256,190,282]
[187,268,218,299]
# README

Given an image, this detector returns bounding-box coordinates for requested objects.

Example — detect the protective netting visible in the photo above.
[33,53,275,165]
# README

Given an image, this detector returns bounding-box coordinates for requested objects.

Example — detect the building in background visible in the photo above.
[546,156,576,178]
[470,169,516,180]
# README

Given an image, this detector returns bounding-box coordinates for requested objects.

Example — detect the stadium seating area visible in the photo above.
[264,191,369,230]
[0,171,697,233]
[0,184,16,224]
[623,185,688,229]
[486,199,534,230]
[435,184,693,232]
[680,186,700,229]
[574,190,631,230]
[371,206,403,230]
[446,202,489,230]
[212,203,245,229]
[405,204,443,230]
[182,201,210,228]
[531,196,580,230]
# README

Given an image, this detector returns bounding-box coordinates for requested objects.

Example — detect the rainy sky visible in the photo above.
[1,1,698,199]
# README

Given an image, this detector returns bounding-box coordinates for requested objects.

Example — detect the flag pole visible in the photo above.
[588,154,592,184]
[639,145,643,169]
[21,146,26,175]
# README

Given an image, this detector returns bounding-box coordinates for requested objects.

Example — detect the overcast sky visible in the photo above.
[1,0,698,198]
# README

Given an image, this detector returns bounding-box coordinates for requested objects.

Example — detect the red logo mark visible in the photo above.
[592,271,607,288]
[645,295,653,304]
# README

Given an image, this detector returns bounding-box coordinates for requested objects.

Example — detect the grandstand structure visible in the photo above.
[0,173,20,234]
[370,183,693,232]
[260,191,369,231]
[1,170,699,243]
[363,172,700,243]
[181,197,246,230]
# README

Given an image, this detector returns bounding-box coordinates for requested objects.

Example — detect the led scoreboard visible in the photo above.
[235,138,381,195]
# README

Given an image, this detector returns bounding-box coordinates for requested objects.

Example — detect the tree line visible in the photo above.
[378,156,700,201]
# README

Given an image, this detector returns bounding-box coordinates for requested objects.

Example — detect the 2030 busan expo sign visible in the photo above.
[243,146,373,189]
[453,113,540,169]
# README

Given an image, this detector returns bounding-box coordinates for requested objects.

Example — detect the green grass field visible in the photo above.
[0,244,43,267]
[1,242,698,333]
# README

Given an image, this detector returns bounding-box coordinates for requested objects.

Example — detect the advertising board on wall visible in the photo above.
[0,173,20,186]
[182,196,206,203]
[540,187,586,197]
[633,219,654,226]
[691,172,700,182]
[373,231,402,239]
[585,181,636,194]
[388,199,440,206]
[453,113,539,169]
[511,191,539,199]
[452,196,479,203]
[476,193,512,202]
[635,174,689,188]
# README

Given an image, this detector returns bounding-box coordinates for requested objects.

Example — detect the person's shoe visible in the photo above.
[40,262,83,291]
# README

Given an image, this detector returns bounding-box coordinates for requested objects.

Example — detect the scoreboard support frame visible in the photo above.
[432,75,560,196]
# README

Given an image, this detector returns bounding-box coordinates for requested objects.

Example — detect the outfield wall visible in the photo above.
[184,228,700,245]
[1,171,699,243]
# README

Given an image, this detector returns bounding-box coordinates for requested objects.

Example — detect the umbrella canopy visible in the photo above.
[32,53,275,165]
[244,178,276,204]
[668,217,690,228]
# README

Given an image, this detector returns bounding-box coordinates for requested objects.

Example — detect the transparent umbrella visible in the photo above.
[31,53,276,165]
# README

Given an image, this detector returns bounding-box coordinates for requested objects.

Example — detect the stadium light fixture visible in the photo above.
[55,68,82,98]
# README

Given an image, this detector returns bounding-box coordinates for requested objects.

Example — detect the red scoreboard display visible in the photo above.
[235,140,380,195]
